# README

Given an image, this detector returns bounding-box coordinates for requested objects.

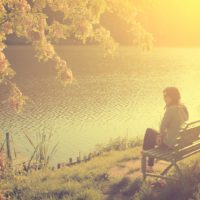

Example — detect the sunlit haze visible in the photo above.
[138,0,200,46]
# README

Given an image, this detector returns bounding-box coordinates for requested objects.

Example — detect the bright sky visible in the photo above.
[138,0,200,46]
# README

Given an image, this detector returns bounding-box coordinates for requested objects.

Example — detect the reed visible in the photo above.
[23,128,59,171]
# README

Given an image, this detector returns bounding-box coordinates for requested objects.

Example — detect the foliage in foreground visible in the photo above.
[1,148,141,199]
[2,147,200,200]
[133,161,200,200]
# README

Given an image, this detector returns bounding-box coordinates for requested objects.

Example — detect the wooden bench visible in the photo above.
[141,120,200,180]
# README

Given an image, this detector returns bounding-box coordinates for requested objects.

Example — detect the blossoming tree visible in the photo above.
[0,0,153,112]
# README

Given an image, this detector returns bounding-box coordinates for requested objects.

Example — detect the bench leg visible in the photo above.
[141,155,147,180]
[161,162,182,178]
[161,163,173,176]
[174,163,182,177]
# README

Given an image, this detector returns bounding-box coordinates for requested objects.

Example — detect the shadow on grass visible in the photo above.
[106,160,200,200]
[106,177,142,200]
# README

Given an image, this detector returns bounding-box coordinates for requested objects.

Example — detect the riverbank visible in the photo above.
[1,146,200,200]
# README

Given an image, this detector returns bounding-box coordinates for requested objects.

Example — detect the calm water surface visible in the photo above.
[1,46,200,164]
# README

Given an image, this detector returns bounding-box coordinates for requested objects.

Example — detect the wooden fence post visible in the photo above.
[69,158,73,165]
[6,132,12,167]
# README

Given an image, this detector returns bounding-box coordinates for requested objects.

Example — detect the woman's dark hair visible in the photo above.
[163,87,181,105]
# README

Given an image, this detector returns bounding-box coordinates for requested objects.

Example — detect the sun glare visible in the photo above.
[140,0,200,46]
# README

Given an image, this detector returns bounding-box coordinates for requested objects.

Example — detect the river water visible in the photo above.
[1,46,200,164]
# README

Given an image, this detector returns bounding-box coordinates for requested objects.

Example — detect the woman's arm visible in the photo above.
[160,108,172,137]
[182,104,189,121]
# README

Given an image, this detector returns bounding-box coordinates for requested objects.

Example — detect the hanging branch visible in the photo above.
[0,0,152,112]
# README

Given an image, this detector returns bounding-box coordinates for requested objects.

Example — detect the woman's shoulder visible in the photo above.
[166,104,187,113]
[166,104,189,120]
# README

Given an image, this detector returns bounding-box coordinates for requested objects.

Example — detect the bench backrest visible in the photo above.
[174,121,200,149]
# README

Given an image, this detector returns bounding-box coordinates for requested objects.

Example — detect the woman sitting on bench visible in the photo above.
[142,87,189,172]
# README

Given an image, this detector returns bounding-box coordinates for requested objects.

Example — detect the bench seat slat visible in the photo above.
[143,149,171,157]
[143,148,175,161]
[144,141,200,161]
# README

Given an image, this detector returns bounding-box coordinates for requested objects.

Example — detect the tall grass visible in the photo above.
[23,129,58,171]
[94,136,142,153]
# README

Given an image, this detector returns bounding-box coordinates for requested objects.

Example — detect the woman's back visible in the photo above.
[161,104,189,147]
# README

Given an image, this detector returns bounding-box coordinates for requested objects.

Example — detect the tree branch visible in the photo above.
[0,17,9,27]
[0,3,12,27]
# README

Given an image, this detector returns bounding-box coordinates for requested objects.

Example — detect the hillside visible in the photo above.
[1,147,200,200]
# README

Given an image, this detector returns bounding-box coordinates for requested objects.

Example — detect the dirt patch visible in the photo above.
[108,158,169,179]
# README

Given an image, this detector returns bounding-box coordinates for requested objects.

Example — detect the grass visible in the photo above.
[0,147,141,200]
[1,146,200,200]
